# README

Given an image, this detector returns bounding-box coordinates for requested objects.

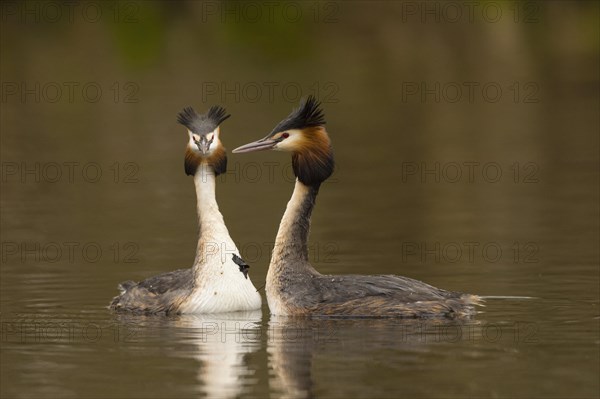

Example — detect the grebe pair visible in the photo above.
[110,98,480,317]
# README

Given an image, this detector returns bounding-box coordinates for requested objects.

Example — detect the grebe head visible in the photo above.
[178,106,230,176]
[233,96,334,186]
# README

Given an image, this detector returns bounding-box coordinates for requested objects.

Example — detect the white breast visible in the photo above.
[185,168,262,313]
[180,253,262,314]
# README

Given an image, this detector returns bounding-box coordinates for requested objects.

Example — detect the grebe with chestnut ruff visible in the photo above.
[233,97,480,318]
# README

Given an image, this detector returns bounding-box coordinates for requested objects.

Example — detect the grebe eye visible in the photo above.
[282,132,289,139]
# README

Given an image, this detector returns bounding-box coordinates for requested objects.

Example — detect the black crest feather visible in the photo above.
[177,105,231,134]
[269,95,325,136]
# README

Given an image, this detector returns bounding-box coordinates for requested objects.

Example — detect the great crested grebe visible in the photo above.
[110,106,262,314]
[233,96,480,318]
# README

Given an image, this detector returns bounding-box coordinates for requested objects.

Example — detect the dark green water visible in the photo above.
[1,1,598,398]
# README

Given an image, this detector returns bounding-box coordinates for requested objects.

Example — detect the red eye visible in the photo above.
[282,132,289,139]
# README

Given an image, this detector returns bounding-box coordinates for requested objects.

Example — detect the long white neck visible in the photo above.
[180,165,263,314]
[193,165,237,267]
[269,180,320,276]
